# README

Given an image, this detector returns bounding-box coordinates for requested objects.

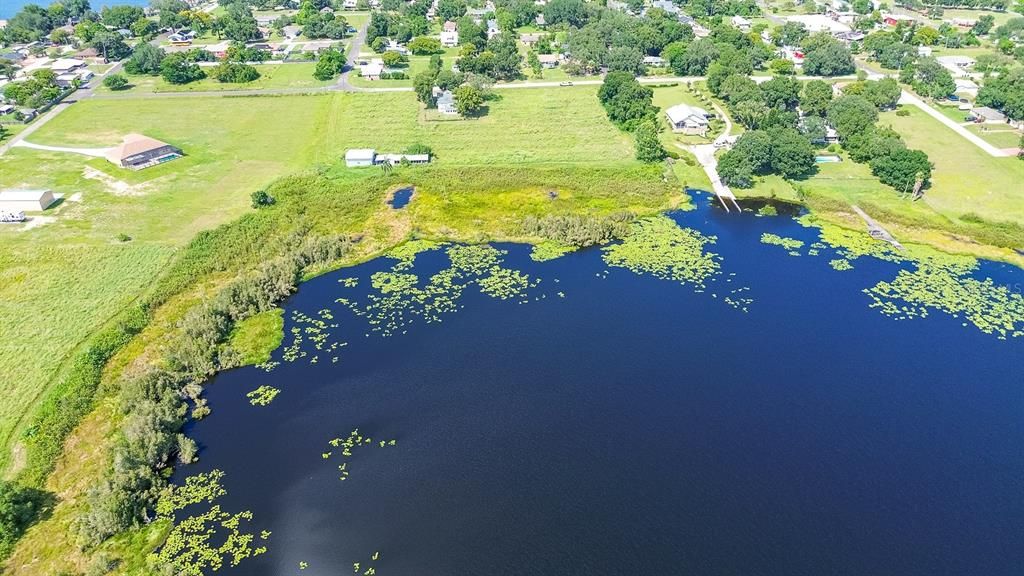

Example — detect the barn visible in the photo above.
[0,189,57,211]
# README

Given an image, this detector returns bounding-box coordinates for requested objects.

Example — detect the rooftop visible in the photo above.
[105,134,176,163]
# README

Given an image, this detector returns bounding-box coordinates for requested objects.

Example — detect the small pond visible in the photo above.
[388,187,414,209]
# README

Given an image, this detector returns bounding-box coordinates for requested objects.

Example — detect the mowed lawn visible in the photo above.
[95,63,334,94]
[879,106,1024,226]
[320,86,635,164]
[0,87,637,472]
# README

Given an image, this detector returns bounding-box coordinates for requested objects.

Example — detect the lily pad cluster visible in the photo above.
[760,233,805,254]
[247,385,280,406]
[324,429,398,483]
[151,470,268,576]
[600,216,752,311]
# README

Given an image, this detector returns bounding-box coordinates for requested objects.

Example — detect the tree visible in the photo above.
[125,43,166,75]
[717,74,760,104]
[437,0,467,21]
[131,17,159,39]
[544,0,588,27]
[0,481,43,559]
[91,31,132,61]
[313,47,346,80]
[598,71,657,130]
[251,189,275,208]
[773,21,808,47]
[414,70,437,106]
[908,57,955,99]
[802,79,833,117]
[528,50,542,77]
[912,26,940,46]
[101,5,145,29]
[860,78,901,109]
[768,127,816,178]
[801,33,855,76]
[870,148,932,191]
[454,84,484,116]
[670,38,720,75]
[607,45,644,75]
[760,75,801,110]
[717,148,755,187]
[160,52,206,84]
[826,95,878,139]
[972,14,996,36]
[878,42,916,70]
[732,130,774,172]
[218,4,261,42]
[381,50,407,67]
[103,74,129,90]
[210,61,260,83]
[634,119,666,162]
[0,60,18,81]
[408,36,443,55]
[799,115,828,144]
[976,68,1024,121]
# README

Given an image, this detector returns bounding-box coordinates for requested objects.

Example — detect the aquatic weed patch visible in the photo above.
[151,470,268,575]
[760,233,805,253]
[530,241,576,262]
[324,429,398,483]
[247,386,280,406]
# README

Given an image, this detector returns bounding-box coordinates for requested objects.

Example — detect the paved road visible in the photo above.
[898,90,1013,158]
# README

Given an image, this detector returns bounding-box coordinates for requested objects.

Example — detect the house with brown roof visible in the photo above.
[105,134,183,170]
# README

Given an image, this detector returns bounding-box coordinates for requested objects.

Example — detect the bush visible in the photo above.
[102,74,129,91]
[0,482,47,560]
[521,213,634,247]
[210,62,260,83]
[251,189,275,208]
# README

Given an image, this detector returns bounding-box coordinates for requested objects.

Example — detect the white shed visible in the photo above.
[0,189,57,211]
[345,149,377,167]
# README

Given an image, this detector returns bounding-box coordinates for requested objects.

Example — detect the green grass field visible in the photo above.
[0,86,646,473]
[879,106,1024,226]
[96,63,333,94]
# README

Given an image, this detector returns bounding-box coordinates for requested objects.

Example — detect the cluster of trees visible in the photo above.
[598,72,666,162]
[1,0,91,43]
[209,61,260,83]
[899,56,955,98]
[79,233,356,547]
[827,94,933,194]
[367,7,429,47]
[413,55,490,114]
[801,33,855,76]
[977,68,1024,121]
[564,8,695,75]
[2,69,63,108]
[295,0,351,39]
[718,127,816,187]
[663,25,772,77]
[313,47,346,80]
[456,33,523,81]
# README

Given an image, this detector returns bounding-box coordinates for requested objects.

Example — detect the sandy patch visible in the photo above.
[82,166,149,196]
[20,215,56,230]
[67,192,83,202]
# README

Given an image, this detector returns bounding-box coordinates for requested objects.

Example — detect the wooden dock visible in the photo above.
[688,143,741,212]
[852,205,904,250]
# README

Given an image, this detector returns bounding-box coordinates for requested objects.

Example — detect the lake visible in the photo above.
[178,195,1024,576]
[0,0,150,20]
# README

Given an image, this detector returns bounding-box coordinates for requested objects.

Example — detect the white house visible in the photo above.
[360,59,384,79]
[0,189,57,212]
[937,55,975,78]
[537,53,561,68]
[642,55,666,67]
[436,90,457,115]
[665,104,710,136]
[49,58,85,74]
[440,29,458,47]
[486,19,500,39]
[345,149,377,167]
[282,25,302,40]
[730,15,751,32]
[917,45,932,57]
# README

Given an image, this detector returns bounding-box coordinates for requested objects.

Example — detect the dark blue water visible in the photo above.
[388,187,413,209]
[182,197,1024,576]
[0,0,149,19]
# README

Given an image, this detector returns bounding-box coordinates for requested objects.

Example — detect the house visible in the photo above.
[486,19,500,39]
[168,32,194,45]
[950,17,976,28]
[343,0,358,8]
[105,134,183,170]
[730,15,751,32]
[320,6,334,13]
[73,46,104,63]
[203,41,231,58]
[55,72,81,87]
[917,45,932,57]
[520,33,542,46]
[49,58,85,74]
[0,189,57,212]
[970,106,1006,124]
[282,25,302,40]
[954,78,978,98]
[441,29,459,47]
[936,55,974,78]
[665,103,710,136]
[0,104,15,115]
[535,13,545,25]
[537,53,561,68]
[650,0,681,16]
[443,20,458,32]
[436,90,457,114]
[359,59,384,79]
[385,40,409,55]
[834,30,864,43]
[467,6,491,23]
[0,51,25,63]
[882,13,915,27]
[785,14,850,34]
[345,148,376,167]
[643,55,666,67]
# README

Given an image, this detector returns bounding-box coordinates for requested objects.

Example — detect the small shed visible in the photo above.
[345,149,376,167]
[0,189,57,211]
